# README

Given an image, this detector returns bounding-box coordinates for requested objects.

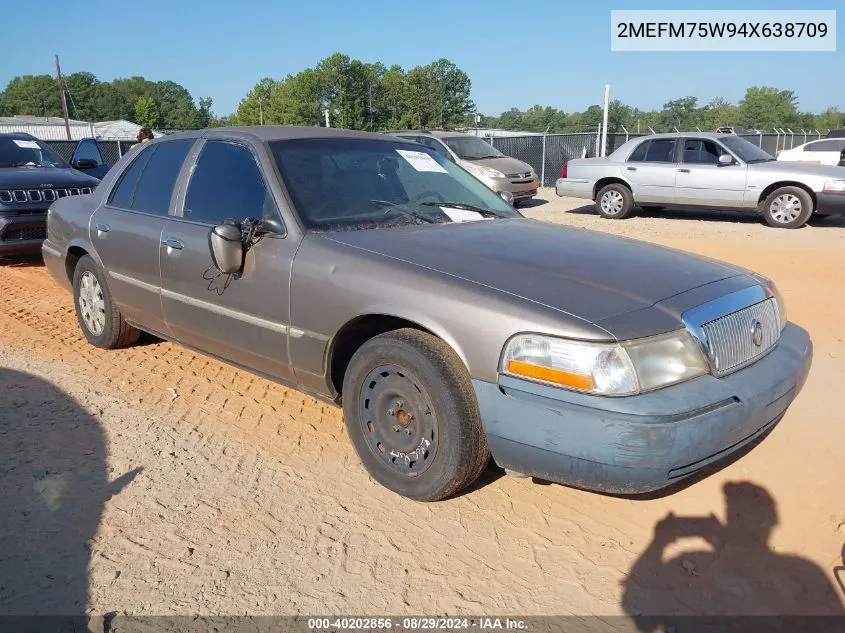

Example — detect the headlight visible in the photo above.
[500,330,709,396]
[823,180,845,193]
[464,162,504,179]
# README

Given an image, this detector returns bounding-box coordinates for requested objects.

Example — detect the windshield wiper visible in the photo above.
[420,201,501,218]
[370,199,438,224]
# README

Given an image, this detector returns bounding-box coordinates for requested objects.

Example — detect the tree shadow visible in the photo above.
[622,481,845,631]
[0,368,142,618]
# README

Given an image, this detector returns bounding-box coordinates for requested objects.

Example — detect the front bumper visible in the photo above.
[0,212,47,256]
[474,322,812,494]
[816,192,845,216]
[487,177,540,200]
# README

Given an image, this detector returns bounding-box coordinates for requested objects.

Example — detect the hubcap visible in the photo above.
[770,194,802,223]
[78,271,106,336]
[359,365,437,476]
[601,190,624,215]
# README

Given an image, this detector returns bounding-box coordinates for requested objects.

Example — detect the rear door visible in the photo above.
[622,138,678,204]
[91,139,195,335]
[674,138,748,208]
[160,137,296,382]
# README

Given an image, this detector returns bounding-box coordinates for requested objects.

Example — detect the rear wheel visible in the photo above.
[595,183,634,219]
[761,186,813,229]
[342,329,489,501]
[73,255,140,348]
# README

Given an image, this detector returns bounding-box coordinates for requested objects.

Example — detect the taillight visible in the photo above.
[561,163,568,178]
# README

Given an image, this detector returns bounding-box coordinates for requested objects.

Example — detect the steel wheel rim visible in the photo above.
[770,194,802,223]
[78,271,106,336]
[359,364,437,476]
[601,190,624,215]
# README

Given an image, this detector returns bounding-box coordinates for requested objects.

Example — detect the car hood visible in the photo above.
[323,219,744,326]
[0,167,100,188]
[464,155,534,175]
[749,160,845,178]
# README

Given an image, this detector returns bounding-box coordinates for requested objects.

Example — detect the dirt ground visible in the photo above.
[1,190,844,617]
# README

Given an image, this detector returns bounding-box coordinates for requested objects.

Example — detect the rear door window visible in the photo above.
[130,140,194,214]
[644,139,677,163]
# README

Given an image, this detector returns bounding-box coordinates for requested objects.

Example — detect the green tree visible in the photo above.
[659,96,700,130]
[0,75,61,117]
[134,95,160,128]
[738,86,800,129]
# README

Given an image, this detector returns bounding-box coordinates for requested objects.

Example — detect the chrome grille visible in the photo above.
[701,298,780,376]
[0,187,92,204]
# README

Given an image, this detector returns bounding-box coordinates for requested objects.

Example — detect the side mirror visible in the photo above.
[73,158,99,169]
[499,190,515,205]
[209,220,244,274]
[718,154,734,165]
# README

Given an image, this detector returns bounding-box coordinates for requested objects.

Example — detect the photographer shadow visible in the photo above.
[622,481,844,629]
[0,368,141,619]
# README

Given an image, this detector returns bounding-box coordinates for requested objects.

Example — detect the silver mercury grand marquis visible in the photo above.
[43,126,813,501]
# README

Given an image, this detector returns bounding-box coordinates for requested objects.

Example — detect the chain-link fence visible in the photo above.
[44,140,134,168]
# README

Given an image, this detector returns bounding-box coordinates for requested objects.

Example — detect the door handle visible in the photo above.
[161,236,185,250]
[678,168,691,173]
[625,166,637,171]
[95,222,110,235]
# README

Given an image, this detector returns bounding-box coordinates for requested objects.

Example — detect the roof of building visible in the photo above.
[0,115,90,126]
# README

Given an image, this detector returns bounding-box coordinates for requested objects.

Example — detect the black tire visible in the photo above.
[761,186,813,229]
[595,183,635,219]
[342,328,489,501]
[639,205,664,213]
[72,255,140,349]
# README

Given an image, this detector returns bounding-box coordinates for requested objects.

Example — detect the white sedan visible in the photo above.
[777,138,845,167]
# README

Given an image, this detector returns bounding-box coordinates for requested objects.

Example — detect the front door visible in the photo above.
[160,139,296,382]
[91,139,195,335]
[623,138,678,204]
[674,138,748,208]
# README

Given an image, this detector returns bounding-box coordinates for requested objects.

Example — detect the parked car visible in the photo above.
[388,130,540,205]
[777,138,845,167]
[0,133,101,257]
[556,132,845,228]
[715,126,747,135]
[826,128,845,139]
[44,127,812,501]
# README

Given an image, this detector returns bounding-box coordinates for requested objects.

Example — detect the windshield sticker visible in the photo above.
[440,208,490,223]
[396,149,448,173]
[13,140,41,149]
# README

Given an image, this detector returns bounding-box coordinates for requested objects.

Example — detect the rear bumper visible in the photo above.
[816,192,845,215]
[474,322,812,495]
[41,239,71,292]
[555,178,593,199]
[0,212,47,256]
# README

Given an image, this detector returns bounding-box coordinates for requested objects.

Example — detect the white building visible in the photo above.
[0,115,166,141]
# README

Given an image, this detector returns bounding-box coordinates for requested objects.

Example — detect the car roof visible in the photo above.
[0,132,38,140]
[388,130,474,139]
[632,132,736,141]
[160,126,402,144]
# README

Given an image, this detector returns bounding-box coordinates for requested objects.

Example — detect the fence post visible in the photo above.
[541,134,547,188]
[758,130,763,148]
[117,141,123,159]
[621,125,629,144]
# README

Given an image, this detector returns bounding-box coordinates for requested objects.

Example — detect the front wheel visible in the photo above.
[595,183,635,219]
[342,329,489,501]
[73,255,140,348]
[761,186,813,229]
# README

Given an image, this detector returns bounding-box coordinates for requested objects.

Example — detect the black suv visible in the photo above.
[0,133,101,257]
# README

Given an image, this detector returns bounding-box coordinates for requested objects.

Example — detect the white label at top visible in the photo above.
[13,139,41,149]
[396,150,448,173]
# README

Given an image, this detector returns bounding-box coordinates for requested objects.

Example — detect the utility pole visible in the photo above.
[258,95,264,125]
[55,54,71,140]
[601,84,610,157]
[324,108,330,128]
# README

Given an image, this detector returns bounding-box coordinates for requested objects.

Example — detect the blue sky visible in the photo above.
[3,0,841,117]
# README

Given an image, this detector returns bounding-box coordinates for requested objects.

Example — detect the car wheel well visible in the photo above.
[65,246,89,283]
[329,315,435,400]
[758,182,817,209]
[593,177,631,200]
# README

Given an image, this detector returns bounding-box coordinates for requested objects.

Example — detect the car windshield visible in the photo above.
[0,136,69,168]
[720,136,775,163]
[270,138,520,232]
[442,136,504,160]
